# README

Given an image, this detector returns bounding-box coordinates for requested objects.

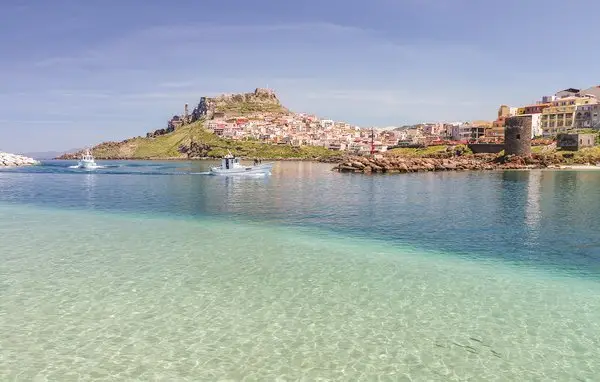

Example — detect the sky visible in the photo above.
[2,0,600,153]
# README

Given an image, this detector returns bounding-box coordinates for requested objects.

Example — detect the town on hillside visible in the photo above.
[160,86,600,154]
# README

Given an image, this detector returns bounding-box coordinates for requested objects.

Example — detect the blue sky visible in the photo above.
[2,0,600,152]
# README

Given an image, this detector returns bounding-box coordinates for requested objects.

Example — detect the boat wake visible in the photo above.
[7,160,272,177]
[215,172,270,178]
[68,165,107,170]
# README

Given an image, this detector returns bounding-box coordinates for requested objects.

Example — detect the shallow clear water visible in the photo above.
[1,160,599,380]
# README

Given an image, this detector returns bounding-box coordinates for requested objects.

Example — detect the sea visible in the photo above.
[1,160,599,381]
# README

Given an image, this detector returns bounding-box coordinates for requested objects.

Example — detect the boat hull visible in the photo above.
[209,163,273,176]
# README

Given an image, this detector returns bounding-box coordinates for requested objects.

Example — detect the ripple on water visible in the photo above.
[0,204,599,380]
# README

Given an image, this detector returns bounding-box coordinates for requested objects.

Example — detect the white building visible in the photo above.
[530,113,542,138]
[320,119,335,129]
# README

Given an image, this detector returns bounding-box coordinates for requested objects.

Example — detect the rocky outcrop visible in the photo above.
[146,126,174,138]
[318,155,348,163]
[190,88,287,120]
[191,97,213,121]
[332,154,557,174]
[146,89,288,139]
[0,152,40,167]
[179,142,212,158]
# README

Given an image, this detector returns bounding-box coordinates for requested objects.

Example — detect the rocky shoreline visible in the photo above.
[332,154,593,174]
[0,152,39,167]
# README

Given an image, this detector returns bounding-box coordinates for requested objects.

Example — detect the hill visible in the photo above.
[58,88,343,161]
[58,123,340,161]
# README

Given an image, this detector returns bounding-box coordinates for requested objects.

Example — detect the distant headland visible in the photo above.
[57,88,347,161]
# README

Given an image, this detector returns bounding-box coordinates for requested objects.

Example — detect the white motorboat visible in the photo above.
[209,152,273,175]
[76,149,99,169]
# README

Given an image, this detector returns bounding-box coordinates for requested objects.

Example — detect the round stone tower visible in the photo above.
[504,116,532,156]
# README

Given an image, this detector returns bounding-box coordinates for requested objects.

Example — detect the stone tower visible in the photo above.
[498,104,510,118]
[504,116,532,156]
[184,103,189,124]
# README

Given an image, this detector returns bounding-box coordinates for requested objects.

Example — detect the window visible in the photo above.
[516,134,521,139]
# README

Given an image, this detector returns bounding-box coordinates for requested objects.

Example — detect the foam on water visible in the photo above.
[1,203,599,381]
[68,165,108,170]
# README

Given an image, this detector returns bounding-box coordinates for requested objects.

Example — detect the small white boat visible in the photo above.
[76,149,99,169]
[209,152,273,175]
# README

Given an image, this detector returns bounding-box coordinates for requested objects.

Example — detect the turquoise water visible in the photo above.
[1,161,600,380]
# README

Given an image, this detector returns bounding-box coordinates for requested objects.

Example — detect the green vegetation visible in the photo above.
[386,145,473,157]
[558,146,600,164]
[531,145,547,154]
[387,145,447,157]
[202,142,338,159]
[574,146,600,162]
[85,120,340,160]
[215,102,286,115]
[133,129,193,158]
[454,144,473,156]
[532,146,600,165]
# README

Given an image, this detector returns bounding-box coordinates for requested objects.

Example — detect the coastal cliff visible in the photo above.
[0,152,39,167]
[57,89,337,161]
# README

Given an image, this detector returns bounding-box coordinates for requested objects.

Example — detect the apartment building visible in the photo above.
[541,95,597,136]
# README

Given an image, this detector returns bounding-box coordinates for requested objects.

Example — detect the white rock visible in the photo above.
[0,152,40,167]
